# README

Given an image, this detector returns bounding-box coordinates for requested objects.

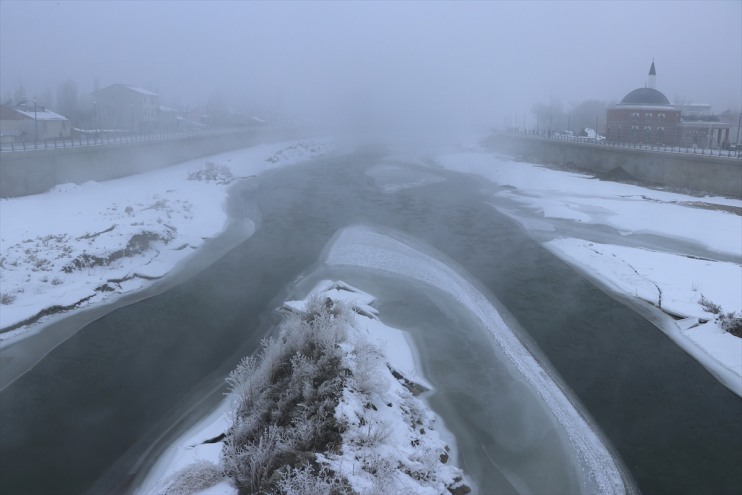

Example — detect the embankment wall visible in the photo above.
[0,127,299,198]
[485,133,742,198]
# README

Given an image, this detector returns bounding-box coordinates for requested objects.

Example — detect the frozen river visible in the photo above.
[1,150,740,494]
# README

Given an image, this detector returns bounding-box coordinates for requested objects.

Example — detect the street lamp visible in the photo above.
[33,97,38,148]
[736,112,741,148]
[130,103,134,135]
[93,100,99,144]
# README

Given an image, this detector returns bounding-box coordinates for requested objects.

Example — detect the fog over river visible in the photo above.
[1,150,740,495]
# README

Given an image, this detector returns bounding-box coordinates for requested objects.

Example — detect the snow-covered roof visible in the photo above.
[14,108,68,121]
[94,84,159,97]
[121,84,158,96]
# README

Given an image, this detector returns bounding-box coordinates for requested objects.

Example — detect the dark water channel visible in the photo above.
[1,151,740,494]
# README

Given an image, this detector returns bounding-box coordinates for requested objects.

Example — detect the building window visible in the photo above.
[644,126,652,143]
[658,113,665,121]
[630,126,639,142]
[631,112,640,122]
[656,127,664,143]
[645,113,653,119]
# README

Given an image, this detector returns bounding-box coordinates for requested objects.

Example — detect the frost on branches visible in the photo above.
[161,282,470,495]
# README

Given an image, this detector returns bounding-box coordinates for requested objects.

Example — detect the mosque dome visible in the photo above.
[619,87,671,106]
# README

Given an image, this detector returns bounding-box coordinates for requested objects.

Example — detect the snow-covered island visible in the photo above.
[137,281,470,495]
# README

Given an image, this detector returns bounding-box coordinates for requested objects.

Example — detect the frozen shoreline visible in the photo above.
[545,239,742,396]
[435,145,742,396]
[0,139,334,346]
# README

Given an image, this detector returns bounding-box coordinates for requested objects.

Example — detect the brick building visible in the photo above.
[606,62,732,148]
[606,62,681,145]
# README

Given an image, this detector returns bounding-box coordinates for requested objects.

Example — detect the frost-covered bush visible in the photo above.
[720,312,742,338]
[221,298,351,493]
[188,162,234,184]
[163,460,224,495]
[1,292,16,305]
[354,421,391,448]
[274,463,341,495]
[264,142,328,164]
[698,294,722,314]
[223,426,290,492]
[698,295,742,338]
[351,339,387,395]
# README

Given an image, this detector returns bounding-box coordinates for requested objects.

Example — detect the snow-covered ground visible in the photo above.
[0,139,333,344]
[2,133,739,491]
[137,281,468,495]
[435,146,742,396]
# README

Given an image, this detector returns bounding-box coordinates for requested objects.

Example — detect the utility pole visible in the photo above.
[33,97,38,148]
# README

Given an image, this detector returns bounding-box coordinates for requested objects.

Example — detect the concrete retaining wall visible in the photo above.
[486,133,742,198]
[0,127,299,198]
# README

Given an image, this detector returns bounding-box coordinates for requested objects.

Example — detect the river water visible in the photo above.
[1,150,740,494]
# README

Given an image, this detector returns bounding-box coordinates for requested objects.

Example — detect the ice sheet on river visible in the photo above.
[324,225,634,495]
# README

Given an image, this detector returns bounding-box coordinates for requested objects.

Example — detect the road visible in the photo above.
[1,149,740,494]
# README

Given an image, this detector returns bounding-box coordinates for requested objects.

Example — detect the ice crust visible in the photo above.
[324,225,629,495]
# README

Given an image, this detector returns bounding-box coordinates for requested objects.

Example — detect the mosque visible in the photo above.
[606,62,732,148]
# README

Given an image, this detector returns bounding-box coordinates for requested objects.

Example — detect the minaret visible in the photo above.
[648,59,656,89]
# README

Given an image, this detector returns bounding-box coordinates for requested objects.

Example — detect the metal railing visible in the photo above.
[503,130,742,159]
[0,127,257,153]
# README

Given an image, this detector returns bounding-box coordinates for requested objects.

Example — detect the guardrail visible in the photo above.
[503,130,742,159]
[0,127,259,153]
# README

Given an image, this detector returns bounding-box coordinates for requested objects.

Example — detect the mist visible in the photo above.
[2,3,742,494]
[2,0,740,136]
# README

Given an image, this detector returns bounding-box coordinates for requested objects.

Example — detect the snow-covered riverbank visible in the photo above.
[2,134,737,493]
[435,145,742,396]
[0,139,333,344]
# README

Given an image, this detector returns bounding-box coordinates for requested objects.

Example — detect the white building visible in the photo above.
[92,84,159,134]
[0,104,71,143]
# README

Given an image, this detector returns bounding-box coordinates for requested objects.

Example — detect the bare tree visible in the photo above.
[56,79,79,122]
[568,99,609,134]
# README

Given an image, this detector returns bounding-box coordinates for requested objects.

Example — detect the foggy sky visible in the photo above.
[1,0,740,129]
